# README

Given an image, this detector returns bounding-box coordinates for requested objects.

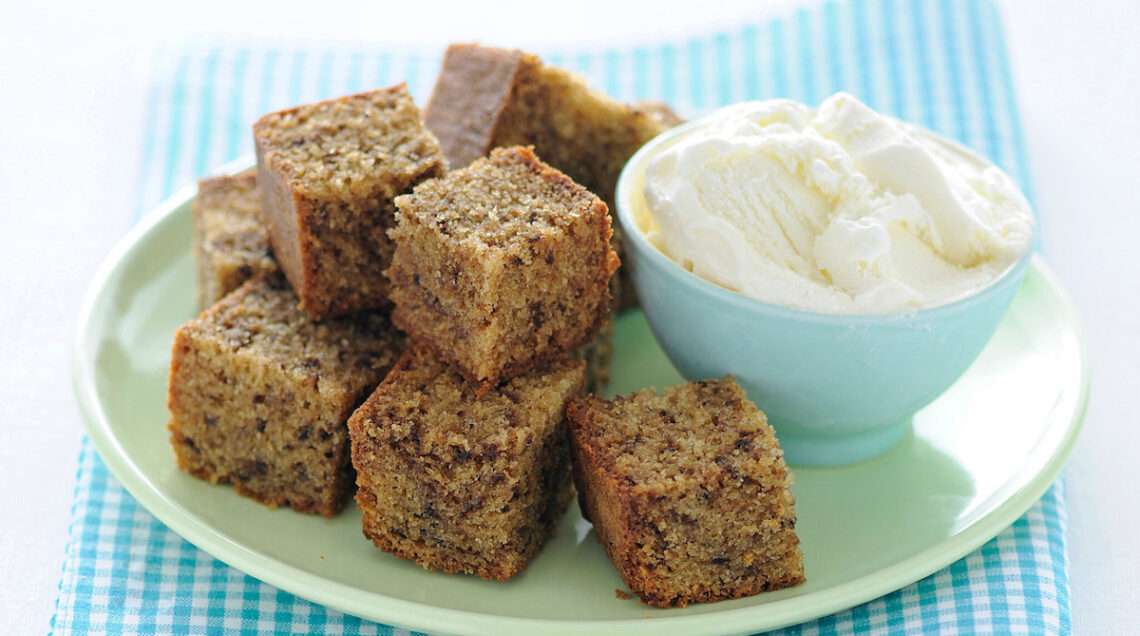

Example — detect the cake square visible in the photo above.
[253,84,445,321]
[193,173,277,310]
[348,343,586,580]
[567,377,805,607]
[167,273,408,517]
[386,145,618,389]
[424,44,677,207]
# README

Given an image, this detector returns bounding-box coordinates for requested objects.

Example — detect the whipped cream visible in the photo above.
[639,93,1035,314]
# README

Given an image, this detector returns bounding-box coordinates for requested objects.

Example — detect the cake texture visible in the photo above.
[567,377,805,607]
[386,145,618,390]
[348,343,586,580]
[253,84,445,320]
[571,317,615,396]
[167,273,408,517]
[424,44,681,309]
[193,173,277,310]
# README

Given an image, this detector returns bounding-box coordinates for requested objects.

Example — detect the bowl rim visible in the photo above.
[614,102,1038,326]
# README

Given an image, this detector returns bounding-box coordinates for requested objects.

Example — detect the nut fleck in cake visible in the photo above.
[348,343,585,580]
[193,173,277,310]
[386,145,618,390]
[167,273,408,517]
[567,377,805,607]
[424,44,681,310]
[253,84,445,320]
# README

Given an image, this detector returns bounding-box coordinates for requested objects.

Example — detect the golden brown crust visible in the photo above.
[253,150,308,306]
[567,377,805,607]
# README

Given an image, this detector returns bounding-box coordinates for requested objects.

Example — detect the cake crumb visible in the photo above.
[615,589,631,600]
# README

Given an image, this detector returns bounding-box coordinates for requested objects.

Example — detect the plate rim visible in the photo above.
[72,181,1090,635]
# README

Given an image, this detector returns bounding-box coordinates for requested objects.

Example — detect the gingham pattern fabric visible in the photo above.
[54,0,1070,633]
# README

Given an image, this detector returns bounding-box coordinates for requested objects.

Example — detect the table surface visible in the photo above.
[2,1,1136,633]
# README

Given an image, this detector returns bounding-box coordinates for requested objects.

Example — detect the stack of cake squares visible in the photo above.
[169,84,431,518]
[167,49,637,579]
[348,142,618,580]
[166,43,803,603]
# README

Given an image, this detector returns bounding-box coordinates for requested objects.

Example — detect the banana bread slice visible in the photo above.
[253,84,445,320]
[386,145,618,391]
[348,343,585,580]
[568,377,805,607]
[193,173,277,310]
[167,273,408,516]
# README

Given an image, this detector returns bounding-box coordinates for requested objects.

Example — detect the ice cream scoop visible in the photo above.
[639,93,1035,314]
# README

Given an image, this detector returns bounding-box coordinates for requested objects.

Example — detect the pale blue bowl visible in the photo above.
[615,120,1035,467]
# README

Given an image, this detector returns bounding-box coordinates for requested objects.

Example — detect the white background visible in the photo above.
[1,1,1136,633]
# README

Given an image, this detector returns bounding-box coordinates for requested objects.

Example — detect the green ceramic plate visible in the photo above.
[74,176,1088,635]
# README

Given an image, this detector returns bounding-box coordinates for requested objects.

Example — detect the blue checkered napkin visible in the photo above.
[52,441,1069,635]
[52,442,419,636]
[54,0,1070,633]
